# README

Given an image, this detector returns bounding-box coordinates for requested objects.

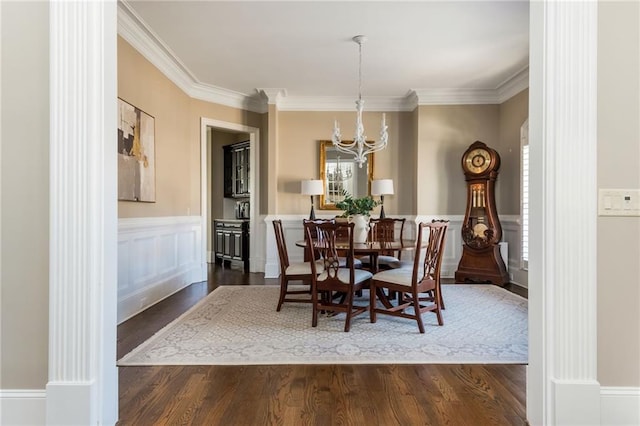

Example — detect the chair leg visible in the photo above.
[344,290,354,332]
[413,290,425,334]
[277,277,287,312]
[312,286,318,327]
[434,286,444,326]
[369,283,377,323]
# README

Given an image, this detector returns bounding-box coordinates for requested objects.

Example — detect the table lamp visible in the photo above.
[371,179,394,218]
[301,179,324,219]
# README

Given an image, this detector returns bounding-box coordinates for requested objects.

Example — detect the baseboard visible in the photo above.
[601,386,640,425]
[117,268,198,324]
[0,389,46,426]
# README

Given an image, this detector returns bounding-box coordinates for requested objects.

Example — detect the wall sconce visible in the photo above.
[301,179,324,219]
[371,179,394,218]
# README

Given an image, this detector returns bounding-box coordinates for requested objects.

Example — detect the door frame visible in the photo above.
[200,118,260,276]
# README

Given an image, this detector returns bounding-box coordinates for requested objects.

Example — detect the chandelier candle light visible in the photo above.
[301,179,324,220]
[332,35,389,168]
[371,179,394,219]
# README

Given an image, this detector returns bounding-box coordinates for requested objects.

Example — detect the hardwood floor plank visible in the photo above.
[117,264,527,425]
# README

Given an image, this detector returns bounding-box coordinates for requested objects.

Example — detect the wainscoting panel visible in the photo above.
[118,216,202,323]
[263,215,527,286]
[501,216,528,287]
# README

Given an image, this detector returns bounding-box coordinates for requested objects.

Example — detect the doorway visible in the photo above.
[200,118,260,276]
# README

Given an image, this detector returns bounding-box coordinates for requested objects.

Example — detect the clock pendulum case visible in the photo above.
[454,141,509,285]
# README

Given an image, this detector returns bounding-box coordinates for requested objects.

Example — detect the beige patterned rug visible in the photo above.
[118,284,527,366]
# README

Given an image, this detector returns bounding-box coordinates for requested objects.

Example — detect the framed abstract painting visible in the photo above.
[117,98,156,202]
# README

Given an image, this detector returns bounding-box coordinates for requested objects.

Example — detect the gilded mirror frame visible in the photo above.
[319,140,375,210]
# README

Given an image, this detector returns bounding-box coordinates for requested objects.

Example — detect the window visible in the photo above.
[521,120,529,269]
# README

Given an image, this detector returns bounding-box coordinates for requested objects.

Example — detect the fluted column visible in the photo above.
[47,1,118,424]
[529,1,600,424]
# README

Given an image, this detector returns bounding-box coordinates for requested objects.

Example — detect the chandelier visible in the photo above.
[332,35,388,168]
[327,156,353,184]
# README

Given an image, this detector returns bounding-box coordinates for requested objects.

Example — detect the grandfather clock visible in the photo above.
[455,141,509,286]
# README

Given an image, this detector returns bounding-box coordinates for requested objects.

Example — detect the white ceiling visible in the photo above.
[122,1,530,110]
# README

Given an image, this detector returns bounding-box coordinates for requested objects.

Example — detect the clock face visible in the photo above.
[464,148,492,174]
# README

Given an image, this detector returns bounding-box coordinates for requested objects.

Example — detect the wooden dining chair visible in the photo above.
[273,219,323,312]
[304,220,373,332]
[361,217,406,270]
[303,218,362,269]
[369,221,448,333]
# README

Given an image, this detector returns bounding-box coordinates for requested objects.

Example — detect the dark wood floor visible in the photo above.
[117,264,527,425]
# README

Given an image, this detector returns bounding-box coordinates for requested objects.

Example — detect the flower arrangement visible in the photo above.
[335,193,379,217]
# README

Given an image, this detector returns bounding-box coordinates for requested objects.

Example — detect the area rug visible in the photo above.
[117,284,527,366]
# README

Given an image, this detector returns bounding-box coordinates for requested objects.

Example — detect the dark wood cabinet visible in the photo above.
[214,220,249,271]
[223,141,250,198]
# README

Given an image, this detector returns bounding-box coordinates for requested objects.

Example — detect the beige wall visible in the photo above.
[416,104,500,215]
[498,89,529,215]
[0,1,50,388]
[277,111,413,217]
[118,37,264,218]
[597,1,640,386]
[118,37,193,217]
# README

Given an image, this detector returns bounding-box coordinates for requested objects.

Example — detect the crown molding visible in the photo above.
[411,88,499,105]
[496,66,529,102]
[118,2,196,94]
[117,1,266,113]
[257,88,288,106]
[118,1,528,113]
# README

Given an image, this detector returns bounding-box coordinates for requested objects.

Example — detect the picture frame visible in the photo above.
[117,98,156,202]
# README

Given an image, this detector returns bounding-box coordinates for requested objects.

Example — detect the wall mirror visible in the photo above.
[319,140,374,210]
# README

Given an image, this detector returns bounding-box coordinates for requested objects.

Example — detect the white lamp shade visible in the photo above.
[371,179,394,196]
[301,179,324,195]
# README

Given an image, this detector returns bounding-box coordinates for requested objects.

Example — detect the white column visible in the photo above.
[47,1,118,424]
[529,1,600,424]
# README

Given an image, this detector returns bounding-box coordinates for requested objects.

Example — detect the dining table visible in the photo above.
[295,238,417,273]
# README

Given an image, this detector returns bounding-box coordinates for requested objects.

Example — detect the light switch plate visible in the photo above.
[598,189,640,216]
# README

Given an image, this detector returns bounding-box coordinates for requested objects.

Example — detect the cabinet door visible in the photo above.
[243,146,250,195]
[232,232,243,259]
[223,147,233,198]
[233,148,242,195]
[223,232,233,257]
[215,229,224,256]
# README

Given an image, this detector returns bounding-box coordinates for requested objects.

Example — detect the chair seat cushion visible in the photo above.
[338,257,362,269]
[318,268,373,284]
[372,267,424,287]
[286,260,324,276]
[359,255,402,268]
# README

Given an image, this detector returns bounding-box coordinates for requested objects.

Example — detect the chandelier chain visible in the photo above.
[358,39,362,102]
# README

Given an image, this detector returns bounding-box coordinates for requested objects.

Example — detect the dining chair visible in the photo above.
[304,220,373,332]
[273,219,323,312]
[369,220,448,333]
[303,218,362,269]
[361,217,406,270]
